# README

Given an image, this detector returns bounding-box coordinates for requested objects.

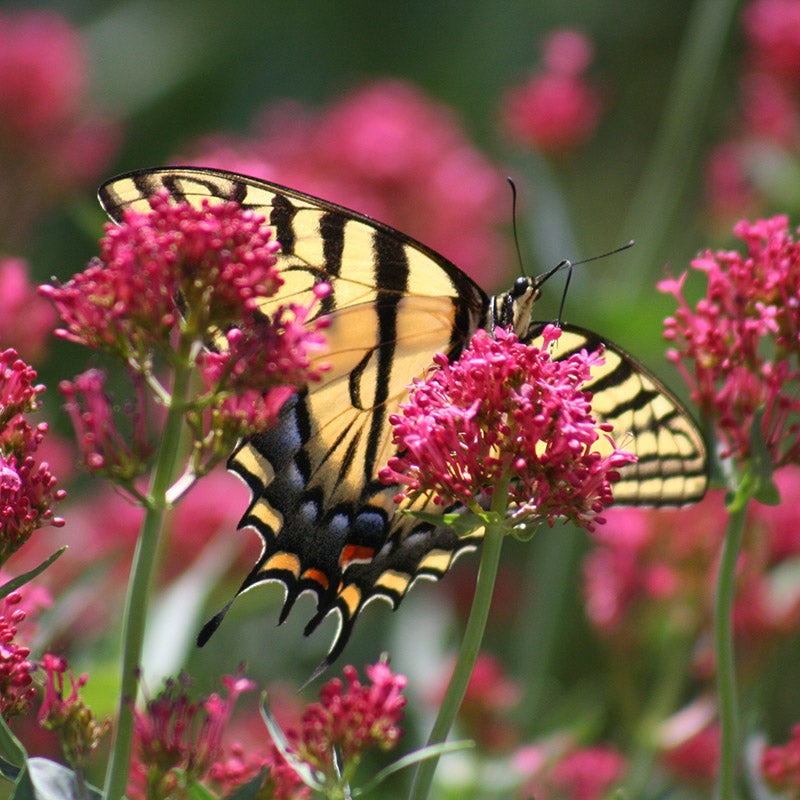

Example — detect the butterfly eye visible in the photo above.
[511,276,531,298]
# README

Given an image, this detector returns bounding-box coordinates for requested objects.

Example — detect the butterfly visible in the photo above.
[98,166,708,671]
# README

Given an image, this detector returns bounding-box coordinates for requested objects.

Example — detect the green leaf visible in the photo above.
[220,769,268,800]
[0,549,67,601]
[0,714,27,774]
[401,509,487,538]
[354,740,473,797]
[259,693,326,792]
[186,780,218,800]
[11,759,102,800]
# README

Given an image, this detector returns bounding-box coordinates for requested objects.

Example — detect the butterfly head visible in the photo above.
[491,261,567,338]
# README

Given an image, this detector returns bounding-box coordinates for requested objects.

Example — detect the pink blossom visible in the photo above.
[549,746,626,800]
[0,590,36,719]
[130,672,255,798]
[40,192,283,359]
[60,369,151,482]
[502,30,602,154]
[182,80,507,285]
[704,141,758,224]
[299,661,407,772]
[0,258,56,361]
[380,325,635,532]
[762,724,800,795]
[0,350,65,558]
[0,10,119,247]
[743,0,800,83]
[660,215,800,467]
[37,653,110,770]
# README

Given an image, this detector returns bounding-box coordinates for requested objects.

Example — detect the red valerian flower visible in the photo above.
[130,672,255,799]
[0,9,119,248]
[380,325,635,532]
[501,29,603,154]
[660,215,800,467]
[0,590,36,719]
[743,0,800,84]
[0,349,65,559]
[40,192,283,362]
[59,368,151,482]
[37,653,111,770]
[762,724,800,795]
[298,661,407,773]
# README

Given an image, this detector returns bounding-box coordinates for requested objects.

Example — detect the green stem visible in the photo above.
[408,513,506,800]
[103,353,193,800]
[714,496,749,800]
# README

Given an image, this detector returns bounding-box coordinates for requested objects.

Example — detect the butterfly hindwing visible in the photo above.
[528,323,708,505]
[98,166,708,670]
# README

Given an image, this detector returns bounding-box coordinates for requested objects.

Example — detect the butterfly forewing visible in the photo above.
[98,166,708,670]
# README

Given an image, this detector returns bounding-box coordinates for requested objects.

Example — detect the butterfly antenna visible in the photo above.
[507,178,527,278]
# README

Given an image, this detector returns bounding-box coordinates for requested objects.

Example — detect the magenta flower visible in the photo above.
[0,590,36,720]
[501,29,603,154]
[660,215,800,467]
[38,653,111,770]
[743,0,800,84]
[299,661,407,773]
[40,191,282,361]
[0,349,65,559]
[60,368,151,482]
[380,325,635,532]
[763,725,800,796]
[0,9,118,247]
[0,258,56,362]
[130,672,255,798]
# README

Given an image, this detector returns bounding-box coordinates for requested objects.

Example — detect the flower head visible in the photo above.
[501,29,603,154]
[131,672,255,798]
[0,350,65,558]
[660,215,800,467]
[60,368,151,482]
[37,653,111,770]
[763,725,800,796]
[380,325,635,532]
[0,590,37,719]
[298,660,407,773]
[40,192,282,362]
[0,9,118,247]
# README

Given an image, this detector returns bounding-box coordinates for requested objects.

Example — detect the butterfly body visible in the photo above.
[98,166,708,668]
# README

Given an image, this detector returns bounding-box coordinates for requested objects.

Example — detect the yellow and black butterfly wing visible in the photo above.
[98,166,489,667]
[527,323,708,505]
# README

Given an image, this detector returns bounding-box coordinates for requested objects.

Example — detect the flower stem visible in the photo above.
[715,491,750,800]
[408,513,506,800]
[103,354,193,800]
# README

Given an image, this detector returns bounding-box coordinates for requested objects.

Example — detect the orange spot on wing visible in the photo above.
[339,544,375,567]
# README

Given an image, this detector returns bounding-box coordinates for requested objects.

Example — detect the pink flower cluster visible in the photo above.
[297,661,407,773]
[763,724,800,795]
[60,369,150,483]
[130,672,255,798]
[41,192,283,359]
[660,215,800,467]
[0,258,56,362]
[0,349,65,560]
[183,79,507,285]
[515,743,626,800]
[0,591,36,719]
[380,325,635,531]
[0,9,118,247]
[38,653,111,770]
[501,29,603,155]
[704,0,800,221]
